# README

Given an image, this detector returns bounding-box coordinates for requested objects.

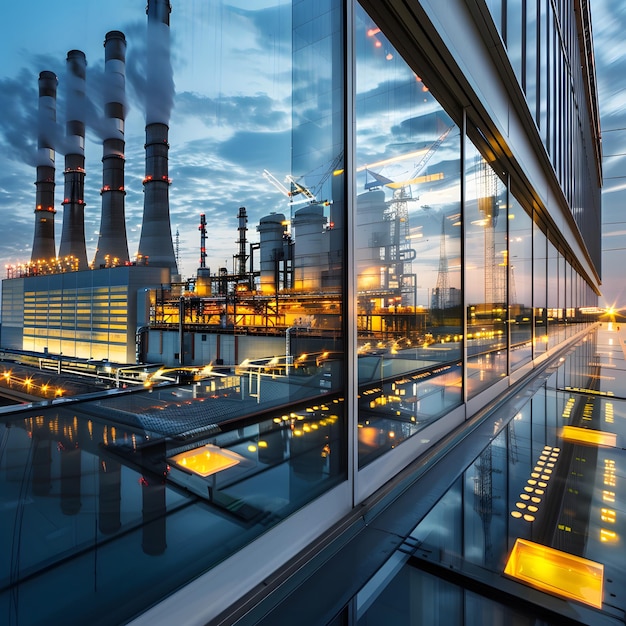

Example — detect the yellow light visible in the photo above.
[504,538,604,608]
[600,529,618,543]
[168,445,241,477]
[561,426,617,448]
[603,490,616,503]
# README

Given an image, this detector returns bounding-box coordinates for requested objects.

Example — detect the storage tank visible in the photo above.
[257,213,287,294]
[292,203,327,292]
[356,190,389,292]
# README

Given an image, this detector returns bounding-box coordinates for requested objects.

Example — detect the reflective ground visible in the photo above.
[355,323,625,624]
[1,324,623,625]
[0,385,345,625]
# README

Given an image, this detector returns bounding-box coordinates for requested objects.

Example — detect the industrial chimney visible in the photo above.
[59,50,88,269]
[137,0,178,273]
[94,31,130,268]
[31,71,58,263]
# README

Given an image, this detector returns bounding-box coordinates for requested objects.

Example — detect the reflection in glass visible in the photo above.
[0,392,345,625]
[508,196,532,369]
[388,331,625,614]
[355,4,462,466]
[547,240,560,348]
[465,142,508,397]
[533,220,548,355]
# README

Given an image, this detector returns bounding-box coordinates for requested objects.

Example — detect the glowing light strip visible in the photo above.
[504,538,604,608]
[561,426,617,448]
[564,386,614,397]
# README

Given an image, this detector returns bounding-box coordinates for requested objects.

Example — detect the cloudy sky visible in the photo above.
[0,0,293,279]
[0,0,624,308]
[593,0,626,308]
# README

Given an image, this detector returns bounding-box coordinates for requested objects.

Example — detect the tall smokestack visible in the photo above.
[59,50,88,269]
[31,71,58,263]
[94,31,130,268]
[137,0,178,273]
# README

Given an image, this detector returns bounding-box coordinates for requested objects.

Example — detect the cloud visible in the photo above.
[602,229,626,238]
[0,69,39,167]
[175,91,289,131]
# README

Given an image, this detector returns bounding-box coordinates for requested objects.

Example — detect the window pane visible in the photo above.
[465,143,508,397]
[508,196,532,369]
[355,4,462,467]
[533,221,548,354]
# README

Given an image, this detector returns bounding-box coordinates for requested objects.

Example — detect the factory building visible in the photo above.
[2,0,177,364]
[0,2,615,626]
[1,265,168,364]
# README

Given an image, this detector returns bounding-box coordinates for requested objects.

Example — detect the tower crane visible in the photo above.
[359,125,454,306]
[263,152,343,227]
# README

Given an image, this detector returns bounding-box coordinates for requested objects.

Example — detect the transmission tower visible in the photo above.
[434,215,449,309]
[476,157,505,304]
[174,227,180,268]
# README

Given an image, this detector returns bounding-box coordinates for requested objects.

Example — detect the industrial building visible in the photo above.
[0,1,619,625]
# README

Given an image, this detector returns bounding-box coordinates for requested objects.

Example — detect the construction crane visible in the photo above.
[362,125,453,192]
[263,170,316,205]
[476,155,506,305]
[263,152,343,228]
[359,125,454,307]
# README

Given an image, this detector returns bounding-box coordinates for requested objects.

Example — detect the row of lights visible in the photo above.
[511,445,560,523]
[2,369,64,397]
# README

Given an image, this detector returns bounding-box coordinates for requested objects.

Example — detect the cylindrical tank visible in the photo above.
[196,267,211,296]
[356,190,389,291]
[31,71,58,263]
[257,213,286,294]
[94,31,130,268]
[292,203,327,292]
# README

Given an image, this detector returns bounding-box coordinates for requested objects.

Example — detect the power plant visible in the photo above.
[2,0,453,370]
[26,1,176,274]
[137,0,178,273]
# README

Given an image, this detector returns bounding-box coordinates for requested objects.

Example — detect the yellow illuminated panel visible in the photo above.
[561,426,617,448]
[504,538,604,608]
[169,445,241,477]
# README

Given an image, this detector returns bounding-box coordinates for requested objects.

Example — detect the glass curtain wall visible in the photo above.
[508,196,533,369]
[547,239,559,348]
[355,3,462,467]
[465,143,508,398]
[485,0,601,270]
[0,3,348,624]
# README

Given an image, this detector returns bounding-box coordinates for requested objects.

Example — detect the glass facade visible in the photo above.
[0,1,604,624]
[465,143,509,397]
[486,0,602,269]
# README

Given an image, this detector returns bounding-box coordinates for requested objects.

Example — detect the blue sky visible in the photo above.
[0,0,624,308]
